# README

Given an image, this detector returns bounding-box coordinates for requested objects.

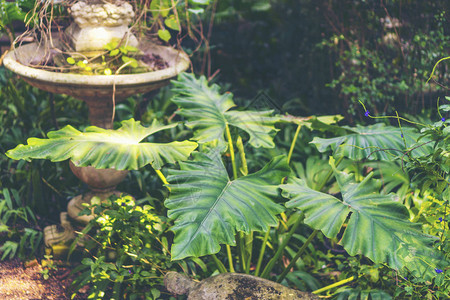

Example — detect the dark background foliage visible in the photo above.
[189,0,449,121]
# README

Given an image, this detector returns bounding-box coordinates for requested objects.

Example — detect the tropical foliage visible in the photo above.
[166,153,289,260]
[5,72,448,298]
[0,1,448,299]
[7,119,197,170]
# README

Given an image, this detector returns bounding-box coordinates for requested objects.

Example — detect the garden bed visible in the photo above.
[0,258,86,299]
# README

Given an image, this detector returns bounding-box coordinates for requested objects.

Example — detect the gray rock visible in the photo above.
[164,272,320,300]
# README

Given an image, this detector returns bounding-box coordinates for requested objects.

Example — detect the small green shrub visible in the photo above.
[70,195,174,300]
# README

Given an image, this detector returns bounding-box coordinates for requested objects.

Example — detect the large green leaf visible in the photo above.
[364,161,410,200]
[171,73,279,148]
[6,119,198,170]
[165,153,290,260]
[311,124,432,160]
[282,157,446,280]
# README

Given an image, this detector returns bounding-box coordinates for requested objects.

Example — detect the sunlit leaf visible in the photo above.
[66,57,75,64]
[188,8,204,14]
[6,119,197,170]
[164,16,180,31]
[158,29,171,42]
[189,0,210,5]
[150,0,171,18]
[110,49,120,56]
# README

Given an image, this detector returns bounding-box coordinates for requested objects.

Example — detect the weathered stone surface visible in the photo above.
[164,272,320,300]
[164,271,195,296]
[68,0,137,53]
[70,1,134,28]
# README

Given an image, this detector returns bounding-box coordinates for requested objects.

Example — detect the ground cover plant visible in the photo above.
[5,72,449,299]
[0,65,88,264]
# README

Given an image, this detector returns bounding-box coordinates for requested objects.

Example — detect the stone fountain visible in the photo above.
[3,0,190,255]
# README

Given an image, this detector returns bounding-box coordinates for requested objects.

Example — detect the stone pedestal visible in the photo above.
[3,0,190,259]
[66,1,138,56]
[67,162,128,224]
[43,166,127,253]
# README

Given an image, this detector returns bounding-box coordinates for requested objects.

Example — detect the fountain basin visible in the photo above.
[3,42,190,100]
[3,42,190,128]
[3,0,191,255]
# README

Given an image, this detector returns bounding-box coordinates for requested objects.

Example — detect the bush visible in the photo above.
[70,195,174,300]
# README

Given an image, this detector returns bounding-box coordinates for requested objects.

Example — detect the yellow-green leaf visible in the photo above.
[158,29,171,42]
[164,16,180,31]
[150,0,171,18]
[66,57,75,64]
[109,49,120,56]
[6,119,198,170]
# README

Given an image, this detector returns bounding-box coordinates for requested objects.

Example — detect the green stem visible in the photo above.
[212,254,227,273]
[276,229,318,283]
[287,124,302,164]
[226,245,235,273]
[237,232,246,272]
[244,232,253,274]
[312,275,357,295]
[251,126,301,276]
[317,155,344,192]
[155,169,169,185]
[254,230,270,277]
[263,156,341,279]
[236,135,248,176]
[225,123,238,180]
[225,122,240,272]
[426,56,450,84]
[260,212,304,278]
[238,135,253,272]
[270,155,343,280]
[155,168,171,192]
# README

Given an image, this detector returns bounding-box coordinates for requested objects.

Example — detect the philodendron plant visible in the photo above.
[6,73,448,296]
